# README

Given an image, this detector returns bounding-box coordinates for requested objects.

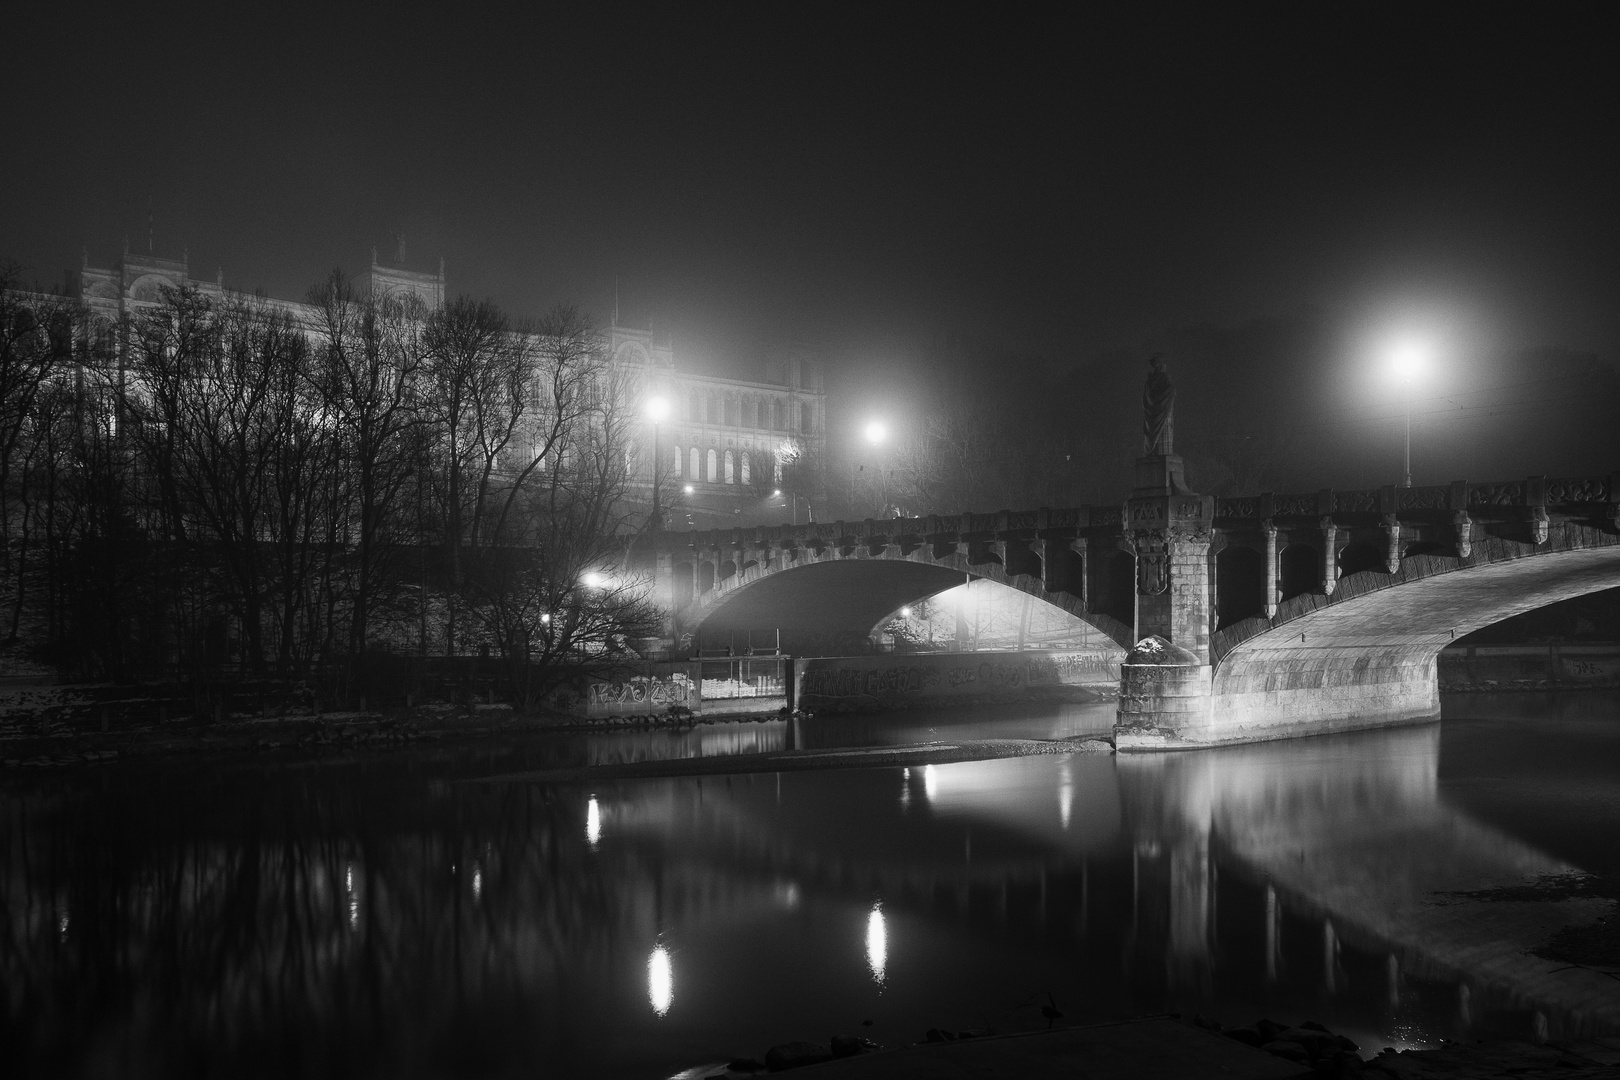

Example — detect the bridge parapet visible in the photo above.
[647,474,1617,564]
[637,473,1618,705]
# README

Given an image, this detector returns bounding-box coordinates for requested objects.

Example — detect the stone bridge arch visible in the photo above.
[1160,523,1620,746]
[658,533,1134,656]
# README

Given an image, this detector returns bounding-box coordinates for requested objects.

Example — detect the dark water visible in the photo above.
[3,694,1618,1078]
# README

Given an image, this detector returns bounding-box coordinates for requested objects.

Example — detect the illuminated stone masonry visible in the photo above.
[638,471,1620,749]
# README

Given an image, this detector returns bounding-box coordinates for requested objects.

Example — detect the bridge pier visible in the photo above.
[1115,453,1221,748]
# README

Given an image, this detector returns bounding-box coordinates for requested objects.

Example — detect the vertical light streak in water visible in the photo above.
[899,767,911,810]
[472,865,483,902]
[1265,884,1278,982]
[1323,919,1338,993]
[648,945,673,1015]
[923,764,937,801]
[586,795,602,849]
[346,861,359,931]
[865,903,887,985]
[1058,773,1073,830]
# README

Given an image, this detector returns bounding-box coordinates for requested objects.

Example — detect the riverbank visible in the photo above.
[0,696,803,769]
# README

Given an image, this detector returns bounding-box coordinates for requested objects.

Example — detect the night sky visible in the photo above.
[4,5,1616,491]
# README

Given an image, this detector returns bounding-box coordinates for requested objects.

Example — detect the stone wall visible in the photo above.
[794,648,1122,712]
[1439,643,1620,690]
[571,662,701,718]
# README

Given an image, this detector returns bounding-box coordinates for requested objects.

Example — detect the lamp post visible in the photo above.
[860,419,888,516]
[646,395,670,529]
[1389,344,1426,488]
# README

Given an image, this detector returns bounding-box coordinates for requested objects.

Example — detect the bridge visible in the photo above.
[634,376,1620,750]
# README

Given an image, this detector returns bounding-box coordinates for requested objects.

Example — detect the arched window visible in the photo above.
[689,447,700,478]
[1215,546,1266,630]
[625,439,638,471]
[774,456,783,483]
[1338,542,1385,578]
[672,445,683,478]
[800,402,813,433]
[740,452,751,484]
[688,390,700,421]
[773,400,783,430]
[1279,544,1318,602]
[706,393,717,424]
[706,448,718,482]
[724,449,735,483]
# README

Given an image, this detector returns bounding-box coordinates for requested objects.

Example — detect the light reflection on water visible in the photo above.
[586,793,602,848]
[648,945,674,1016]
[866,903,888,986]
[2,693,1617,1078]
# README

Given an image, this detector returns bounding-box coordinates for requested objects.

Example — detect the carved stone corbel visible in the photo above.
[1381,514,1401,573]
[1320,516,1338,597]
[1262,519,1279,619]
[1066,538,1089,610]
[1453,511,1473,559]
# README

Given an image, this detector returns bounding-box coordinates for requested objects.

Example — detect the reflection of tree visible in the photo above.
[0,771,668,1076]
[10,729,1614,1075]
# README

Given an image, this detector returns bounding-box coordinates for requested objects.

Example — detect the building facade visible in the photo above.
[70,243,826,529]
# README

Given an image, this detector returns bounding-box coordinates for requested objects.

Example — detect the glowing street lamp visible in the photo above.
[646,396,671,529]
[861,419,891,516]
[1389,342,1428,488]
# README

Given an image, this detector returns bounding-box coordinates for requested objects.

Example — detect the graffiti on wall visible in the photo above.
[588,673,693,708]
[1560,658,1620,680]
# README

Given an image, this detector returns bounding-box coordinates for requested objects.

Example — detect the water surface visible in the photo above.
[3,693,1617,1078]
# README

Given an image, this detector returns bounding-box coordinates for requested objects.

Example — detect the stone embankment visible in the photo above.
[0,684,809,768]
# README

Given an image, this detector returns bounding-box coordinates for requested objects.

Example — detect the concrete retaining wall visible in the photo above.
[794,648,1121,712]
[1439,643,1620,690]
[571,662,701,718]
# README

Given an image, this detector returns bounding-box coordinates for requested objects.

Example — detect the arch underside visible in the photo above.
[682,551,1133,655]
[1204,528,1620,743]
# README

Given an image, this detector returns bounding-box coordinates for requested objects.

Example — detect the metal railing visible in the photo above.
[699,656,788,700]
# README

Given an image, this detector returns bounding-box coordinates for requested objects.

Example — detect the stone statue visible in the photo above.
[1142,354,1174,456]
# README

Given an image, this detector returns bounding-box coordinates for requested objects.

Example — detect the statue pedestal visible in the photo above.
[1133,453,1191,497]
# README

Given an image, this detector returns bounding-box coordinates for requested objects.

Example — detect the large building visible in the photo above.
[70,242,827,529]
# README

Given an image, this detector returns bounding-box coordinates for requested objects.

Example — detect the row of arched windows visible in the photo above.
[683,390,815,433]
[671,445,768,485]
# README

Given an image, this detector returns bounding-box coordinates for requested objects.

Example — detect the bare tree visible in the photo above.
[0,269,74,641]
[460,308,661,705]
[309,272,426,668]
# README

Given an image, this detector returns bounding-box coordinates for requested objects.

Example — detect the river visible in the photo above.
[3,692,1618,1078]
